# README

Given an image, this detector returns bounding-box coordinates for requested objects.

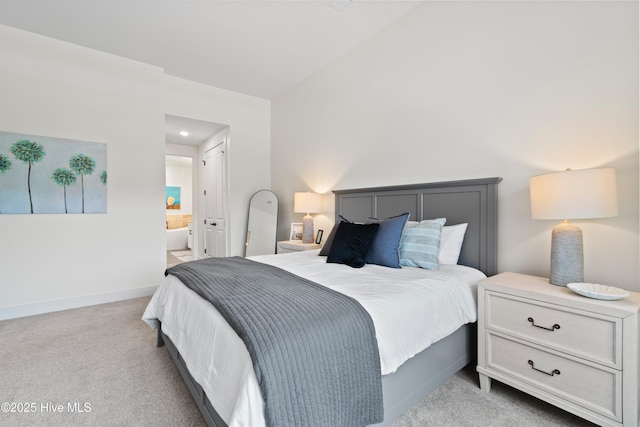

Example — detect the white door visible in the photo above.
[204,142,227,257]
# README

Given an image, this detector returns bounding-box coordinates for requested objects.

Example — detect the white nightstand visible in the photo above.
[477,272,639,427]
[277,240,322,254]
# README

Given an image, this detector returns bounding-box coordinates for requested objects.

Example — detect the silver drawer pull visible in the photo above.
[527,317,560,331]
[528,360,561,376]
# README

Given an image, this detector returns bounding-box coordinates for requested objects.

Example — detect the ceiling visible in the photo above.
[0,0,421,99]
[165,114,228,146]
[0,0,422,146]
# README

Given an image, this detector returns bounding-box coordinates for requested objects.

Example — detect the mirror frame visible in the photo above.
[245,189,279,257]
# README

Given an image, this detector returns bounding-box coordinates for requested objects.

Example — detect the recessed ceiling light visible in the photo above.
[179,130,189,137]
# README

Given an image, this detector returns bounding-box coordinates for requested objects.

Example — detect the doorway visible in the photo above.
[165,114,229,261]
[165,154,194,265]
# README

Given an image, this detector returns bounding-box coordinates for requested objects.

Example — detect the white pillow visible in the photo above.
[438,223,468,265]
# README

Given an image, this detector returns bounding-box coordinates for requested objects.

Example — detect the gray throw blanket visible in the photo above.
[166,257,383,427]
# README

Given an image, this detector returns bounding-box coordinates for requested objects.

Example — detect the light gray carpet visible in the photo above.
[0,297,597,426]
[391,363,595,427]
[0,297,204,427]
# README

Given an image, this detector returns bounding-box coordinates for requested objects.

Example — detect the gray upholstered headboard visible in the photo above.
[333,177,502,276]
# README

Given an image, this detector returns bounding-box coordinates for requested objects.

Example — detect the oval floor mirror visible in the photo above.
[245,190,279,257]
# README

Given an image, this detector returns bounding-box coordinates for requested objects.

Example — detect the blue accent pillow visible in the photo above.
[365,213,410,268]
[327,221,380,268]
[399,218,446,270]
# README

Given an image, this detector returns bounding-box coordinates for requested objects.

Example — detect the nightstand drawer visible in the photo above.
[487,333,622,422]
[486,292,621,367]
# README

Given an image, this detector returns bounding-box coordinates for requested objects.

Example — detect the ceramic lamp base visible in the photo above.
[302,214,315,243]
[550,221,584,286]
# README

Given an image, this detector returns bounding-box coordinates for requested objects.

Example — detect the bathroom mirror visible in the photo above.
[245,190,279,257]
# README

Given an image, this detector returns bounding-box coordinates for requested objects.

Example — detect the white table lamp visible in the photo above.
[294,192,322,243]
[530,168,617,286]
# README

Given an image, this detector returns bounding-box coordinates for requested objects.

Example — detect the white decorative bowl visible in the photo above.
[567,282,629,301]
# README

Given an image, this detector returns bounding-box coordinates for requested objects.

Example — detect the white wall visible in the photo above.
[0,25,166,318]
[271,1,639,291]
[164,76,271,257]
[0,26,271,319]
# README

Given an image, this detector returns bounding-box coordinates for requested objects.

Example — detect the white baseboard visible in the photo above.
[0,285,158,321]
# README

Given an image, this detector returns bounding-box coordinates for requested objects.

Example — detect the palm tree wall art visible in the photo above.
[69,154,96,214]
[0,153,12,214]
[0,131,107,214]
[10,139,45,213]
[51,168,77,214]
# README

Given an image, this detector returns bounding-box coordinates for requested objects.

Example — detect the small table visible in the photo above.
[476,272,639,427]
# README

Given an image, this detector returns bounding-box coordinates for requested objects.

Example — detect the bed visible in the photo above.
[143,177,501,426]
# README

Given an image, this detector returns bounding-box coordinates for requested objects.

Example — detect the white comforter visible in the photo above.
[143,250,485,427]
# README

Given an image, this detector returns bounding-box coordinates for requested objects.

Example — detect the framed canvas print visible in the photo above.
[0,130,107,214]
[290,223,303,240]
[166,186,181,210]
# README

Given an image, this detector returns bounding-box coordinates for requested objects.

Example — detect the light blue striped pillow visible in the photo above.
[399,218,446,270]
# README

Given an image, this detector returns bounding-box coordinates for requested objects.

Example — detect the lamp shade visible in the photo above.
[530,168,618,220]
[294,192,322,214]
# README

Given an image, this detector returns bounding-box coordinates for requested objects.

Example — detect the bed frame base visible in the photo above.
[158,327,226,427]
[158,322,475,427]
[376,323,476,425]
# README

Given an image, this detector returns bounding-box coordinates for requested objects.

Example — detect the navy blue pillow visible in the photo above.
[326,221,380,268]
[366,213,410,268]
[318,214,348,256]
